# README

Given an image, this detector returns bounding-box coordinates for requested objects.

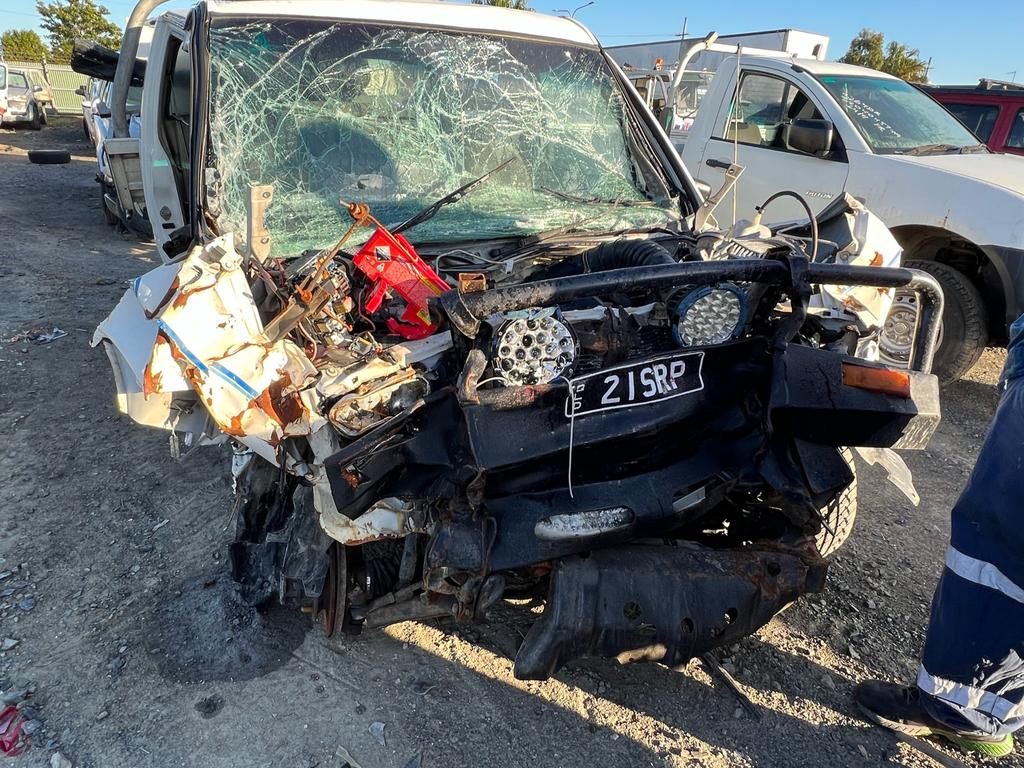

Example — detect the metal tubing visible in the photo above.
[438,258,944,374]
[806,264,944,374]
[111,0,172,137]
[439,260,790,337]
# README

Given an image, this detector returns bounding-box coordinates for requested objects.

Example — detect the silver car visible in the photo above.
[0,68,48,130]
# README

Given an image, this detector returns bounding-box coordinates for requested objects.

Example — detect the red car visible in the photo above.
[924,79,1024,156]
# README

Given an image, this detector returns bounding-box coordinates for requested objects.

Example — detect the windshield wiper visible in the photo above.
[897,143,977,156]
[391,157,517,235]
[539,186,656,207]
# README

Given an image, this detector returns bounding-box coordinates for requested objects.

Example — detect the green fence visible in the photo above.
[5,60,88,115]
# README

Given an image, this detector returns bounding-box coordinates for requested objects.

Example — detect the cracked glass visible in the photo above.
[206,19,681,257]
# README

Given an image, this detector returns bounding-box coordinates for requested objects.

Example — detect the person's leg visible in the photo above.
[917,372,1024,742]
[856,366,1024,756]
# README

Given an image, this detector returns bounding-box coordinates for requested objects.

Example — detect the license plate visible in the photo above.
[565,351,705,418]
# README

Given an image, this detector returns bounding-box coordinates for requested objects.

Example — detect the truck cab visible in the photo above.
[924,80,1024,157]
[681,54,1024,382]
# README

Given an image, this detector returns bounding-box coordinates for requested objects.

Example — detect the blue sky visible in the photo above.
[1,0,1020,83]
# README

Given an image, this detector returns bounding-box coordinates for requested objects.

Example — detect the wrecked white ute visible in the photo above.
[95,0,941,679]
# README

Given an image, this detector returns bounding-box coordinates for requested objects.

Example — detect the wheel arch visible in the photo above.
[890,224,1008,344]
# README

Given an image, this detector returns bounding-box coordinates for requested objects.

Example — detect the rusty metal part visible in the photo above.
[456,349,487,405]
[514,543,826,680]
[244,184,273,261]
[315,543,347,638]
[475,382,554,410]
[458,272,488,293]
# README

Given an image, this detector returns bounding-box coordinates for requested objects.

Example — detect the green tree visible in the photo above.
[472,0,532,9]
[1,29,49,61]
[839,28,929,82]
[35,0,122,62]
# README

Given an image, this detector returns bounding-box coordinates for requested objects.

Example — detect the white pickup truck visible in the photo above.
[678,52,1024,382]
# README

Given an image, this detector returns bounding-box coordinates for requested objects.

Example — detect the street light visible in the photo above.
[553,1,594,17]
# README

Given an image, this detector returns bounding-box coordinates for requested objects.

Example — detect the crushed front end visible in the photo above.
[94,11,942,680]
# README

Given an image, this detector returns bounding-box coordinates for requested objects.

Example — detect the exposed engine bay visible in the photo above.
[95,184,942,678]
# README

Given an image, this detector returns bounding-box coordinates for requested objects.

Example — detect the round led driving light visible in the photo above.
[492,308,578,386]
[672,283,747,347]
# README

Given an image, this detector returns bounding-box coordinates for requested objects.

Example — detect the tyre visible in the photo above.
[880,260,987,383]
[40,107,49,126]
[100,181,118,225]
[82,117,90,141]
[27,104,41,131]
[814,448,857,558]
[27,149,71,165]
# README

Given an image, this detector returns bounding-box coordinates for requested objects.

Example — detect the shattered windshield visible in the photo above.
[819,75,981,154]
[206,19,680,256]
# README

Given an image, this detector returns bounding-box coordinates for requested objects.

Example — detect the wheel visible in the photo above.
[313,543,347,637]
[27,104,41,131]
[27,149,71,165]
[100,181,118,225]
[40,107,49,126]
[814,448,857,558]
[82,117,90,141]
[880,260,986,384]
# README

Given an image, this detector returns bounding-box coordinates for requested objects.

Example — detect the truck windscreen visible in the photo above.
[819,74,982,155]
[205,18,680,256]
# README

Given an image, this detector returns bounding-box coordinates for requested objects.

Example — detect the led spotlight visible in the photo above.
[492,308,577,386]
[672,283,747,347]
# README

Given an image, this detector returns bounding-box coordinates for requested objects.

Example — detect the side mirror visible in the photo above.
[96,101,111,118]
[32,84,44,93]
[784,118,834,156]
[75,85,87,96]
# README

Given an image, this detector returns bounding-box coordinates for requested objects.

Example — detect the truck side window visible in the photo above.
[718,72,822,149]
[1008,109,1024,149]
[161,36,192,223]
[945,103,999,143]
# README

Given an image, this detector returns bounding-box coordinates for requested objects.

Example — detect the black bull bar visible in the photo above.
[437,256,944,374]
[426,256,945,678]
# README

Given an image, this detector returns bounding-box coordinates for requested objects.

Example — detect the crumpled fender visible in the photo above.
[93,234,325,462]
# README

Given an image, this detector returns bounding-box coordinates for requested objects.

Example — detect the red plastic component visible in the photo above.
[353,227,450,340]
[0,706,28,757]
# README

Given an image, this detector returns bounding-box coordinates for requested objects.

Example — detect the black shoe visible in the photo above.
[854,681,1014,757]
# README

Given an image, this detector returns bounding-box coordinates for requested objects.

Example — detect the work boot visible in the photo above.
[854,681,1014,757]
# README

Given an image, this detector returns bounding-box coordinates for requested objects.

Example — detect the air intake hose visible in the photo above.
[532,239,675,280]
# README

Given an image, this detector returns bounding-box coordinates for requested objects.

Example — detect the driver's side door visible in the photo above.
[700,70,849,226]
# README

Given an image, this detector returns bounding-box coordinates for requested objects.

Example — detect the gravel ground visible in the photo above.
[0,119,1015,768]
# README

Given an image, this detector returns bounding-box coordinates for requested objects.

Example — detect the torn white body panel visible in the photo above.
[94,234,326,463]
[814,199,903,328]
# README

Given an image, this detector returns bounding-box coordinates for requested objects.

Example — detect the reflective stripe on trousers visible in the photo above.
[917,367,1024,738]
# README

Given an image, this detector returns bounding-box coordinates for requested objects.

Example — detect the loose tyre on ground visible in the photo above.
[27,149,71,165]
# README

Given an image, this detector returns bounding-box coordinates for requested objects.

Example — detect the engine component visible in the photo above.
[528,237,675,280]
[353,226,450,340]
[491,308,578,386]
[514,543,825,680]
[328,372,429,437]
[672,283,747,347]
[309,262,354,347]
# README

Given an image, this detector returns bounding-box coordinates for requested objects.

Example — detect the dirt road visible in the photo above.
[0,119,1013,768]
